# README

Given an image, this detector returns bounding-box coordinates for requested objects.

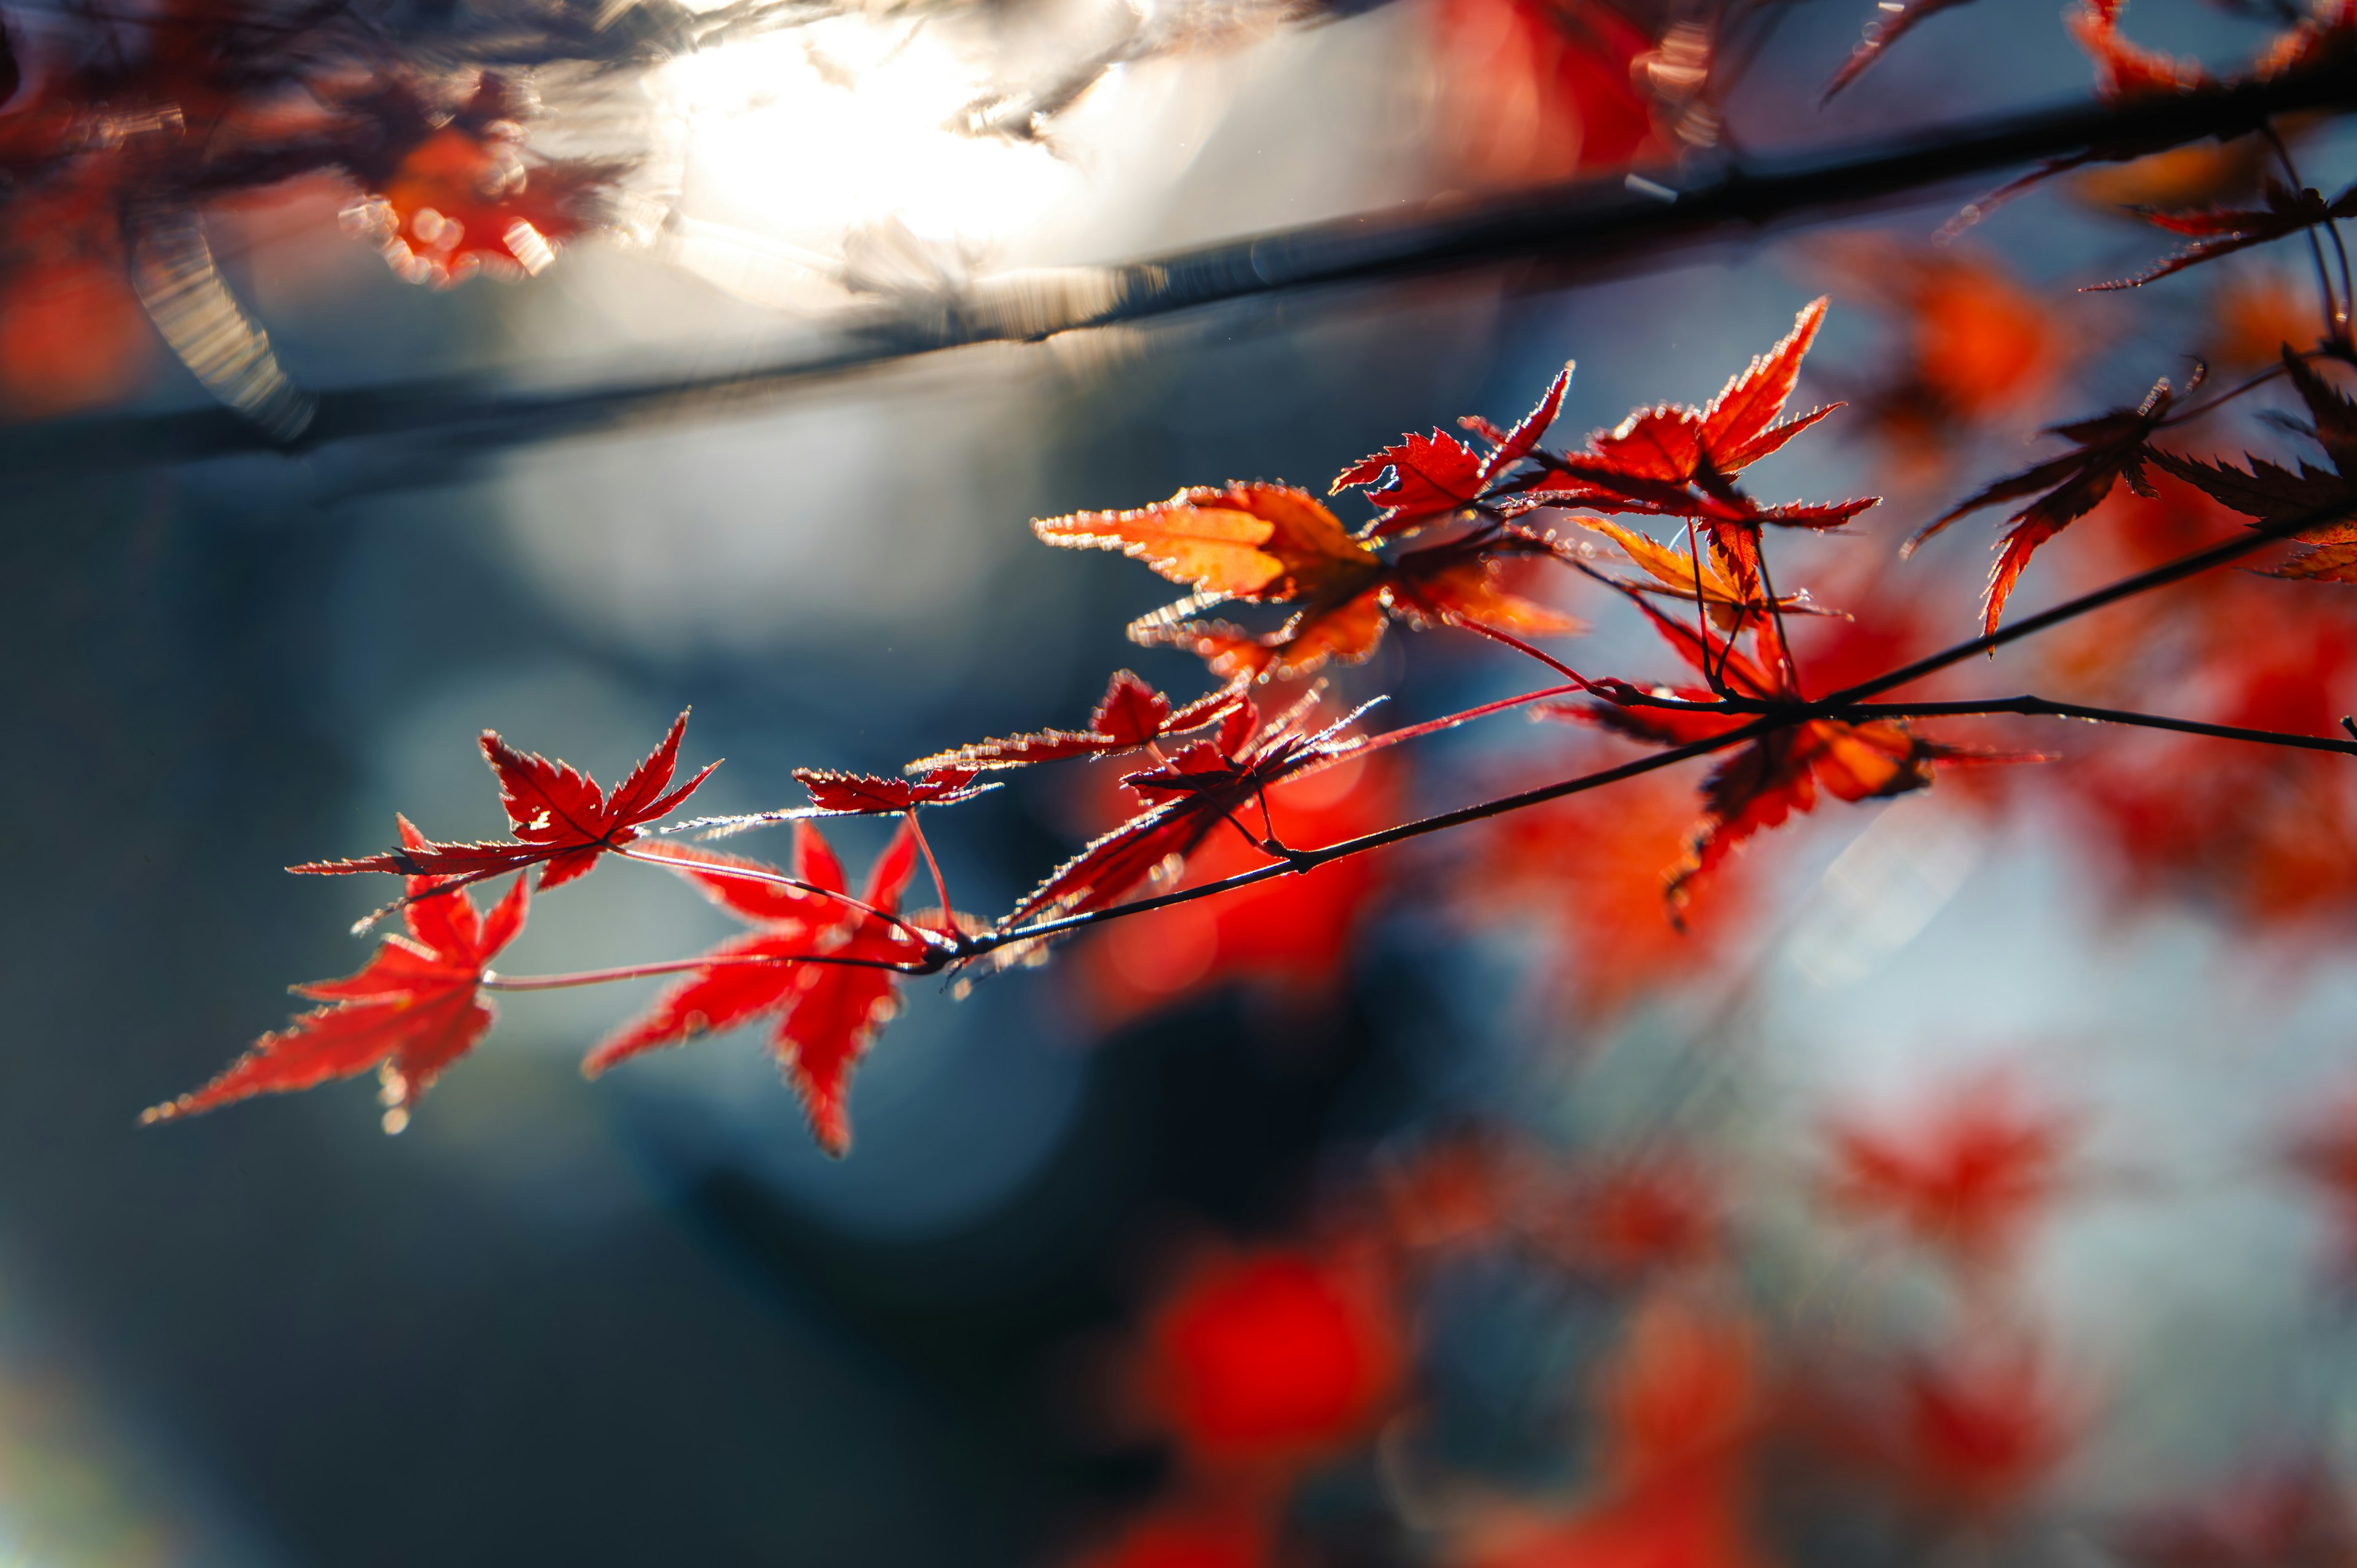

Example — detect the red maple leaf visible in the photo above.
[1569,516,1832,635]
[2154,352,2357,579]
[291,709,718,908]
[1910,374,2186,631]
[1331,363,1572,536]
[664,764,996,840]
[1134,526,1584,683]
[792,765,995,814]
[1511,298,1877,602]
[998,694,1375,929]
[584,822,943,1156]
[2089,179,2357,290]
[1042,481,1581,682]
[145,817,530,1130]
[1034,482,1382,611]
[907,671,1248,772]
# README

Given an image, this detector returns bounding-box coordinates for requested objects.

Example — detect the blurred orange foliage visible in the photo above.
[1469,764,1751,1020]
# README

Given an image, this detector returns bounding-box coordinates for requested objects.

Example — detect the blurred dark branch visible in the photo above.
[9,68,2356,476]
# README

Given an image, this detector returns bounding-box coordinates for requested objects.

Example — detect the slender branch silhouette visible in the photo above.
[10,69,2355,476]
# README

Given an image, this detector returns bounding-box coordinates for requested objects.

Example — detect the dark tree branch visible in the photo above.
[614,844,950,951]
[10,69,2356,476]
[1829,696,2357,754]
[481,949,933,990]
[967,720,1773,956]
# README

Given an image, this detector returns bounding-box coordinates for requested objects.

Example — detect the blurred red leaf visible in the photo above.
[1823,1073,2077,1271]
[1798,1336,2078,1522]
[1813,241,2062,475]
[352,75,616,285]
[1430,0,1659,186]
[1077,754,1395,1023]
[1894,1343,2078,1518]
[1469,766,1754,1018]
[1068,1501,1274,1568]
[0,250,154,416]
[1545,1154,1724,1281]
[1143,1248,1403,1466]
[1462,1289,1770,1568]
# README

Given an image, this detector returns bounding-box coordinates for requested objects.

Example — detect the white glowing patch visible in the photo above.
[652,18,1087,285]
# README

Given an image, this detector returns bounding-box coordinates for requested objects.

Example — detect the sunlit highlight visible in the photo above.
[651,16,1101,301]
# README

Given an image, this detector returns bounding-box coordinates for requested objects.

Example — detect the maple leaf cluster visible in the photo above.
[163,207,2357,1153]
[160,299,1924,1143]
[154,149,2357,1196]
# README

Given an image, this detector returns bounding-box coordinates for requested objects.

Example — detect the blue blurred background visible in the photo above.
[5,0,2357,1558]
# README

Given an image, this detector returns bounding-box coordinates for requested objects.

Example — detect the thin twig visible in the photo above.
[907,808,954,914]
[1829,695,2357,755]
[1754,539,1802,694]
[481,949,931,991]
[1826,503,2355,703]
[970,722,1770,957]
[1682,524,1740,697]
[2155,357,2301,430]
[1449,619,1594,687]
[2262,123,2342,336]
[615,843,949,951]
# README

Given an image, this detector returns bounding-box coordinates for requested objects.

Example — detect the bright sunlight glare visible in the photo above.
[652,15,1104,304]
